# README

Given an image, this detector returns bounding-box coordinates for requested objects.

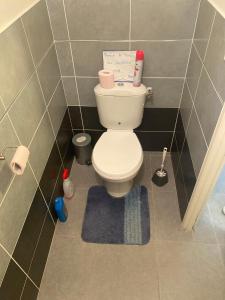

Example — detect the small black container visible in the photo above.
[72,133,92,165]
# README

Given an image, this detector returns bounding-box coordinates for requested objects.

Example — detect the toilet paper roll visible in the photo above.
[98,69,114,89]
[10,146,30,175]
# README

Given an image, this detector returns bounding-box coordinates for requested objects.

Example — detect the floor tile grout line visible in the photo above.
[0,242,40,290]
[62,0,85,131]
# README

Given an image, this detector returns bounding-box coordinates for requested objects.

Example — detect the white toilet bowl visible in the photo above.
[92,130,143,197]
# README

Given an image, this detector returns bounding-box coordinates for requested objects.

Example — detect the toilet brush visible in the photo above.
[152,147,168,186]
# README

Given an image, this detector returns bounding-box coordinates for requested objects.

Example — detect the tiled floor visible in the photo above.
[38,152,225,300]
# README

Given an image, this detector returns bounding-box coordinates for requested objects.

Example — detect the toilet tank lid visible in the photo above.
[94,83,147,96]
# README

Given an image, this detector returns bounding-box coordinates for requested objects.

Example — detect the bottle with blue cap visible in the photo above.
[54,197,68,222]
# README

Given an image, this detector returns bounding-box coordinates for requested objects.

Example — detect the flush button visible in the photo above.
[117,82,124,86]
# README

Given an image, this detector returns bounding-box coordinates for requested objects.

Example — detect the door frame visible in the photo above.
[182,104,225,230]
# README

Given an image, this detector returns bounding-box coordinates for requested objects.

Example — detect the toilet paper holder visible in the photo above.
[0,146,17,160]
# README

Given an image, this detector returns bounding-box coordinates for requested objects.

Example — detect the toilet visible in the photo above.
[92,82,147,198]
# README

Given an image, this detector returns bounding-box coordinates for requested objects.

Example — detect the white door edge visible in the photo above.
[182,104,225,231]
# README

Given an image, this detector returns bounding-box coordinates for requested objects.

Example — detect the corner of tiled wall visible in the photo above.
[46,0,200,151]
[172,0,225,218]
[0,0,73,298]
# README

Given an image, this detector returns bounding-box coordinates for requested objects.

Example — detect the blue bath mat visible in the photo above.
[81,185,150,245]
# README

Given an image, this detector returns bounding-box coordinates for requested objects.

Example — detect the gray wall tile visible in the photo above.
[64,0,130,40]
[143,78,183,108]
[62,77,79,105]
[46,0,69,40]
[37,45,61,104]
[186,45,202,100]
[204,12,225,102]
[0,246,10,285]
[180,82,193,132]
[131,41,191,77]
[77,78,99,106]
[71,42,129,76]
[187,109,207,177]
[22,0,53,66]
[195,68,222,145]
[0,19,34,109]
[29,113,55,182]
[0,0,69,289]
[0,98,5,120]
[0,115,20,207]
[55,42,73,76]
[0,164,37,254]
[131,0,200,40]
[8,74,46,146]
[48,81,67,136]
[194,0,215,60]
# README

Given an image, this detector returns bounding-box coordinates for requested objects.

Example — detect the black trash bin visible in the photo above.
[72,133,92,165]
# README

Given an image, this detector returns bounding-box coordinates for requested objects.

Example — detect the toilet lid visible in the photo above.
[92,130,143,180]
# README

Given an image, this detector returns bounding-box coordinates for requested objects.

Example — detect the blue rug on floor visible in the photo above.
[81,185,150,245]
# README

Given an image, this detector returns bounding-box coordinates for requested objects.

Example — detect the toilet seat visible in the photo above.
[92,130,143,181]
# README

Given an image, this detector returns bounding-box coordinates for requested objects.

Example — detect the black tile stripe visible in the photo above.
[136,108,178,131]
[39,142,62,205]
[180,139,196,201]
[68,106,83,129]
[28,213,55,287]
[70,106,178,151]
[56,110,73,159]
[20,278,39,300]
[135,131,173,151]
[12,188,47,274]
[69,106,178,132]
[171,111,196,219]
[81,107,105,130]
[0,259,26,300]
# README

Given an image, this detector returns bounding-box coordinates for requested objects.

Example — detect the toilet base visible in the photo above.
[105,179,133,198]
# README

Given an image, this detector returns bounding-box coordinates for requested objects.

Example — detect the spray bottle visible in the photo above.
[62,169,74,199]
[133,50,144,87]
